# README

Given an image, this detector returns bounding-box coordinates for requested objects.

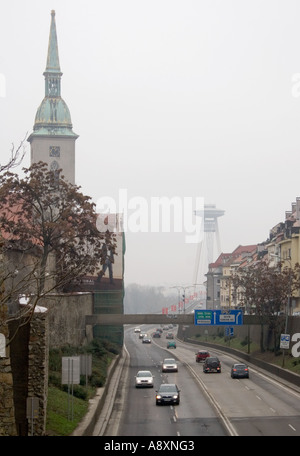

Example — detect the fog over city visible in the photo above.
[1,0,300,287]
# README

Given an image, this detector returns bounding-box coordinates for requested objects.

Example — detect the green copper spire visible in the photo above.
[44,10,62,97]
[45,10,61,74]
[28,10,78,139]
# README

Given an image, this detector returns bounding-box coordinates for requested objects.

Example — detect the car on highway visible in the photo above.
[134,327,141,333]
[167,340,176,349]
[152,331,161,338]
[231,363,249,378]
[195,350,210,362]
[203,357,221,373]
[155,383,180,405]
[139,332,147,339]
[135,370,154,388]
[166,332,174,339]
[142,337,151,344]
[162,358,178,372]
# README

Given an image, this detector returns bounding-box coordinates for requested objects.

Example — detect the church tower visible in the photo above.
[28,10,78,185]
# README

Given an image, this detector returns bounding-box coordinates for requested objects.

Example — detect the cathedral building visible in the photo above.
[27,10,125,347]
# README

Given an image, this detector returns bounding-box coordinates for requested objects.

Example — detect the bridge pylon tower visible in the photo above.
[193,204,225,284]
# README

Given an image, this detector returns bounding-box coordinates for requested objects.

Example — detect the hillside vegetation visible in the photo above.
[46,339,120,436]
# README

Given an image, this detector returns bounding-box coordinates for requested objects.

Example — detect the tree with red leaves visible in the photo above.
[0,161,116,330]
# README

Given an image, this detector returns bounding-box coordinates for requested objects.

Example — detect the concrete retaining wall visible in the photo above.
[39,293,94,348]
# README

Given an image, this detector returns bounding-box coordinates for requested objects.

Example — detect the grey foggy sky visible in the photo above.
[1,0,300,287]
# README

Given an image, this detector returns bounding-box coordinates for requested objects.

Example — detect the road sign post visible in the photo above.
[280,334,290,350]
[62,356,80,421]
[26,397,39,436]
[280,333,291,368]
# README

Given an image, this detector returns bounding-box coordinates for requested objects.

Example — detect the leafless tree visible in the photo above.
[0,135,27,174]
[230,260,300,352]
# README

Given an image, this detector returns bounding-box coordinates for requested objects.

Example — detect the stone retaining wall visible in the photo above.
[0,356,17,436]
[0,306,17,436]
[2,292,93,435]
[27,308,49,436]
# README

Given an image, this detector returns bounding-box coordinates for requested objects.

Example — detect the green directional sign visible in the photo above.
[194,310,214,325]
[194,309,243,326]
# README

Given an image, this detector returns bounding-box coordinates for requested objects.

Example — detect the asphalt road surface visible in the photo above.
[102,325,300,437]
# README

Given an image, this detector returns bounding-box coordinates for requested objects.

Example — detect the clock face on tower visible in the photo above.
[49,146,60,157]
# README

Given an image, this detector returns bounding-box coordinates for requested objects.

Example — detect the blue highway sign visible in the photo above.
[194,309,243,326]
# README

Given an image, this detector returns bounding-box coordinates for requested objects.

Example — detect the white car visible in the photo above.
[162,358,178,373]
[135,370,154,388]
[134,327,141,333]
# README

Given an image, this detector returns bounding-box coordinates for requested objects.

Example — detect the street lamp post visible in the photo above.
[170,286,182,314]
[171,284,202,314]
[181,285,197,314]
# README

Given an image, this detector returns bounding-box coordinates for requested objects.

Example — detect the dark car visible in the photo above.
[152,331,161,338]
[203,357,221,373]
[231,363,249,378]
[142,337,151,344]
[195,350,210,363]
[155,383,180,405]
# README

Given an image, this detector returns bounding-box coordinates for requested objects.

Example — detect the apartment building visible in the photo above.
[206,197,300,314]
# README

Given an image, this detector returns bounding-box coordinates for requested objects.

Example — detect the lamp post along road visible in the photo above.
[170,284,202,315]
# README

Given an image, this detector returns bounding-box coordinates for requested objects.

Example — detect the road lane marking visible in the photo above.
[289,424,296,432]
[185,363,239,436]
[250,368,300,399]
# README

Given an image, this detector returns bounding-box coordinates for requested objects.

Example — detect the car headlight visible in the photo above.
[173,395,178,399]
[156,395,162,399]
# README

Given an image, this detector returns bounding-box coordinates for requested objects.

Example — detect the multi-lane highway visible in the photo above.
[102,325,300,436]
